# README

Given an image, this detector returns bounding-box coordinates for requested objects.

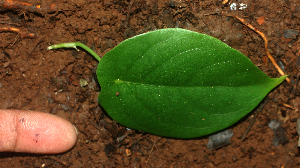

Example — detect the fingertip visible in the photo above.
[31,111,78,154]
[17,110,78,154]
[0,110,78,154]
[56,122,78,154]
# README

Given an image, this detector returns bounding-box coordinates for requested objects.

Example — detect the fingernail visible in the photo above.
[73,125,78,135]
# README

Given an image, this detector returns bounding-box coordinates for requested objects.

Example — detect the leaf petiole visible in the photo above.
[47,42,101,62]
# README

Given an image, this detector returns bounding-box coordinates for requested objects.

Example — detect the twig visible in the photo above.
[283,103,294,110]
[89,119,102,130]
[117,130,132,143]
[227,14,291,83]
[146,140,157,165]
[0,27,36,38]
[105,130,132,155]
[0,0,57,13]
[28,37,44,56]
[241,99,269,141]
[0,15,20,26]
[11,33,20,47]
[290,73,300,99]
[48,156,69,166]
[222,0,229,5]
[131,134,149,146]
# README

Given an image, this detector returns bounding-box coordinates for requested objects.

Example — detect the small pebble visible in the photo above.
[232,155,237,162]
[268,119,289,147]
[283,29,298,39]
[268,119,280,130]
[80,79,88,87]
[48,97,54,104]
[88,78,96,89]
[207,130,233,150]
[60,104,69,111]
[54,93,67,102]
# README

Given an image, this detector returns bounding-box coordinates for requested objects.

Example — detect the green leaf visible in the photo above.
[97,28,286,138]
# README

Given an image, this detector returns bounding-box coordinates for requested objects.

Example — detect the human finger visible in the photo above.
[0,109,77,154]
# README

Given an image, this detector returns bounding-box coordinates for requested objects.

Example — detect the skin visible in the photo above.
[0,109,77,154]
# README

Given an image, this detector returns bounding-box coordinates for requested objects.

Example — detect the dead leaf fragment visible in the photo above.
[257,16,265,25]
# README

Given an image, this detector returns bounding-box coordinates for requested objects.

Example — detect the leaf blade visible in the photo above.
[97,28,286,138]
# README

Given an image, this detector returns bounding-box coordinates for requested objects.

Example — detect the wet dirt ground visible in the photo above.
[1,0,300,167]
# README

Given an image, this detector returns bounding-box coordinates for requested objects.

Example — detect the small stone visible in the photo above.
[206,130,233,150]
[268,119,280,130]
[232,155,237,162]
[54,93,67,102]
[60,104,69,111]
[283,29,298,39]
[80,79,88,87]
[123,157,130,166]
[88,78,96,89]
[3,61,10,68]
[268,119,289,147]
[169,1,175,7]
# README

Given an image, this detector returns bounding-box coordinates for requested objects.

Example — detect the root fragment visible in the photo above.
[0,0,56,13]
[227,14,291,83]
[222,0,229,5]
[0,27,36,38]
[283,103,294,110]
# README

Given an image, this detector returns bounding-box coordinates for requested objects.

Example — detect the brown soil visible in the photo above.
[1,0,300,167]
